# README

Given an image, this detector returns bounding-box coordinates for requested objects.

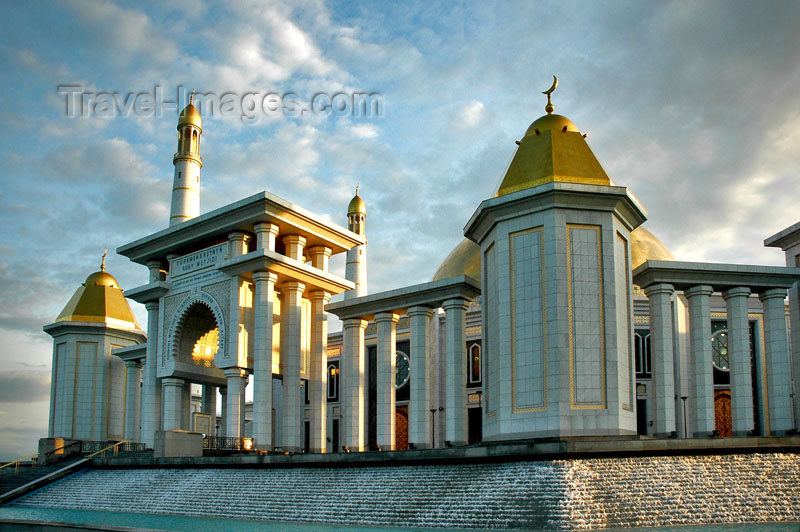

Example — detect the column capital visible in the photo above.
[374,312,399,323]
[279,280,306,293]
[252,270,278,283]
[442,298,471,312]
[308,289,331,303]
[408,305,435,318]
[722,286,751,300]
[254,222,280,236]
[684,285,714,299]
[343,317,369,330]
[162,377,185,388]
[124,359,143,369]
[224,368,248,379]
[282,234,307,246]
[228,231,251,242]
[308,245,332,258]
[145,301,160,312]
[759,287,788,302]
[643,283,675,298]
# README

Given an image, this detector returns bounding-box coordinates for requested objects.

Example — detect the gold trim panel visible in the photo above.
[510,226,547,413]
[567,223,606,410]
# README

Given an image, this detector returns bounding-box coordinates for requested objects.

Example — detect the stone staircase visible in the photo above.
[0,457,86,497]
[8,452,800,529]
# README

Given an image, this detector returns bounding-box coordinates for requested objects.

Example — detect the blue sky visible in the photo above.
[1,0,800,459]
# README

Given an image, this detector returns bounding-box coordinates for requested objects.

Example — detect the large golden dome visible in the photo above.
[56,269,141,329]
[433,227,673,286]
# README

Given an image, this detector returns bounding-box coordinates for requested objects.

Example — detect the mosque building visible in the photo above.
[43,82,800,454]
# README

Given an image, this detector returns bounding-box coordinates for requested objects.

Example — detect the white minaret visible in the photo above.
[345,185,367,299]
[169,90,202,226]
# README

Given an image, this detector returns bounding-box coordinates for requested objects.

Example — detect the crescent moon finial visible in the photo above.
[542,75,558,114]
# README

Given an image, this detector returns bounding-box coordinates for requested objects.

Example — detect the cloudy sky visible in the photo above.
[1,0,800,459]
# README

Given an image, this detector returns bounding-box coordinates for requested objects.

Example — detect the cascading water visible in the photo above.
[10,453,800,530]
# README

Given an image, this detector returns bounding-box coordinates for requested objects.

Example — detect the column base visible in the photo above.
[444,439,467,447]
[310,447,326,454]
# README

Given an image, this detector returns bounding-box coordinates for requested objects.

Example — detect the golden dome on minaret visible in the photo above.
[55,251,141,329]
[178,89,202,130]
[348,184,366,215]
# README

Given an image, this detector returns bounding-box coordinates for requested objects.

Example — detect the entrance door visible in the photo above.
[714,389,732,437]
[636,399,647,435]
[331,418,340,453]
[468,407,482,444]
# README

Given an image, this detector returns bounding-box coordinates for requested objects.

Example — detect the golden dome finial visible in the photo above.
[190,88,195,105]
[542,75,558,114]
[101,249,107,272]
[355,183,360,196]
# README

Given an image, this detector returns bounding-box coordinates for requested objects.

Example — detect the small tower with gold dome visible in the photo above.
[344,185,368,299]
[465,78,647,441]
[170,90,203,226]
[43,254,146,441]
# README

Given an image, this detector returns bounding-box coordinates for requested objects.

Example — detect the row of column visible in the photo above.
[645,283,793,437]
[248,226,332,452]
[341,298,471,452]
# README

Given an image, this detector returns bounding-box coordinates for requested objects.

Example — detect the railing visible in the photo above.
[86,440,129,459]
[0,452,39,476]
[203,436,254,451]
[81,440,146,454]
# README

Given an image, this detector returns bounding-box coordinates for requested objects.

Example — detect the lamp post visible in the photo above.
[681,396,688,438]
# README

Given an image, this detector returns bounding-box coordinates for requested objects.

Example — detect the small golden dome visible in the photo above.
[55,268,140,329]
[348,193,366,215]
[524,114,580,137]
[178,103,202,129]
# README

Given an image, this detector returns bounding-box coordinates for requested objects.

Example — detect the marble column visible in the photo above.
[644,283,676,437]
[309,290,331,453]
[219,387,227,437]
[723,286,754,436]
[162,377,184,431]
[228,232,251,369]
[202,385,217,436]
[408,306,434,448]
[225,369,247,438]
[280,280,305,452]
[123,360,142,442]
[375,312,399,450]
[684,285,715,436]
[253,271,277,450]
[760,288,793,434]
[342,318,368,451]
[142,300,161,447]
[443,298,469,446]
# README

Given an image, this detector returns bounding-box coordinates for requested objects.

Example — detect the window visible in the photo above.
[327,362,339,401]
[711,329,730,371]
[395,351,410,389]
[468,342,481,384]
[634,331,651,377]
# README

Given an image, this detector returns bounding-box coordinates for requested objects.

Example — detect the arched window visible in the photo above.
[327,363,339,401]
[468,343,481,384]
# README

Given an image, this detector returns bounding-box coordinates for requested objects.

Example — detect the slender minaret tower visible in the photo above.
[344,185,367,299]
[169,90,202,226]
